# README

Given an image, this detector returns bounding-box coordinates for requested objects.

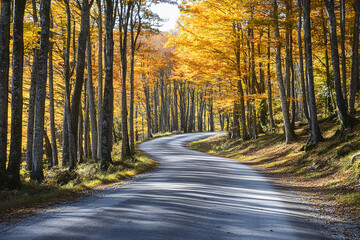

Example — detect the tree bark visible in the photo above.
[101,0,115,170]
[48,17,58,167]
[62,0,71,168]
[350,0,360,117]
[86,31,98,161]
[69,0,92,170]
[96,0,103,160]
[7,0,27,188]
[267,26,275,132]
[297,0,310,122]
[31,0,51,181]
[303,0,322,144]
[325,0,353,129]
[273,0,293,143]
[340,0,347,108]
[0,0,11,173]
[26,0,39,171]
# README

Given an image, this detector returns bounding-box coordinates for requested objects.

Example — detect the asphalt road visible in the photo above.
[0,132,328,239]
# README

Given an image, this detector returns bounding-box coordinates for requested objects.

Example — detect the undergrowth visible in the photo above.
[0,145,156,213]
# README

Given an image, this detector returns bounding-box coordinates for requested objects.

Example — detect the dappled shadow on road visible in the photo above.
[6,133,328,240]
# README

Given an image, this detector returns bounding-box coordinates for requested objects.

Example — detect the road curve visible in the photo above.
[0,132,327,240]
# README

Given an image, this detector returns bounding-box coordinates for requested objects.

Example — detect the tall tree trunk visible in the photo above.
[48,17,58,167]
[69,0,92,170]
[350,0,360,117]
[321,7,333,115]
[144,85,152,138]
[96,0,103,160]
[267,26,275,132]
[129,3,141,155]
[0,0,11,174]
[7,0,27,188]
[273,0,293,143]
[101,0,114,170]
[31,0,51,181]
[119,2,133,159]
[303,0,323,144]
[86,31,98,161]
[297,0,310,122]
[325,0,353,129]
[26,0,39,171]
[62,0,71,168]
[340,0,347,108]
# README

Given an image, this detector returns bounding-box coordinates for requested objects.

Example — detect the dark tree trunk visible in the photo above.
[173,83,179,131]
[96,0,103,159]
[31,0,51,181]
[48,19,58,167]
[101,0,115,170]
[62,0,71,168]
[144,85,152,138]
[340,0,347,108]
[325,0,353,129]
[321,7,333,115]
[350,0,360,117]
[7,0,27,188]
[303,0,323,144]
[0,0,11,174]
[86,31,98,161]
[26,0,39,171]
[273,0,293,143]
[119,2,133,159]
[297,0,310,122]
[69,0,92,170]
[267,26,275,132]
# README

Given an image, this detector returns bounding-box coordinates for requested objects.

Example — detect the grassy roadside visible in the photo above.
[0,142,157,222]
[189,118,360,222]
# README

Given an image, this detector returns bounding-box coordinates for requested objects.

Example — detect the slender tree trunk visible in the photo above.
[273,0,293,143]
[119,2,133,159]
[297,0,310,122]
[7,0,27,188]
[69,0,92,170]
[96,0,103,160]
[62,0,71,168]
[26,0,39,171]
[267,27,275,132]
[325,0,353,129]
[31,0,51,181]
[350,0,360,117]
[303,0,322,144]
[48,18,58,167]
[340,0,347,108]
[101,0,114,170]
[0,0,11,174]
[86,31,98,161]
[144,85,152,138]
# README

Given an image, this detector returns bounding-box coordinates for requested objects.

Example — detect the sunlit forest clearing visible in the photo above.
[0,0,360,227]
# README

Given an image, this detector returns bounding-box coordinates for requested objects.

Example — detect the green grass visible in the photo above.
[0,148,156,214]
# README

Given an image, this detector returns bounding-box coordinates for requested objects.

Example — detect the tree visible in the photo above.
[324,0,353,130]
[273,0,293,143]
[31,0,51,181]
[7,0,27,187]
[0,0,11,175]
[101,0,116,170]
[69,0,93,170]
[350,0,360,117]
[302,0,323,144]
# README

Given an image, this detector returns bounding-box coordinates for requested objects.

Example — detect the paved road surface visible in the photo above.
[0,132,327,239]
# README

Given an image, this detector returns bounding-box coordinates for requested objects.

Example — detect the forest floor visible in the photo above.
[189,117,360,239]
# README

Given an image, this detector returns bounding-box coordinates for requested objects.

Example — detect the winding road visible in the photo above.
[0,132,327,239]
